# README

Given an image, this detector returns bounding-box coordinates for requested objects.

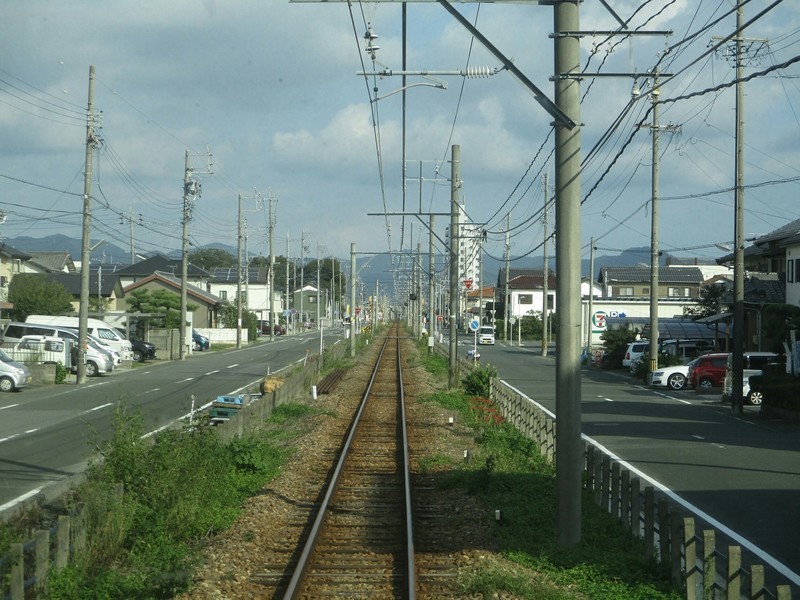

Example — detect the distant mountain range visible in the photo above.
[2,234,703,285]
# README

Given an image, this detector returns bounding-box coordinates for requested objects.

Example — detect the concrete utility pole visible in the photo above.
[448,145,460,389]
[349,243,357,358]
[268,193,276,342]
[732,5,748,415]
[236,194,243,349]
[587,238,595,356]
[179,151,192,360]
[542,172,549,357]
[299,229,306,334]
[709,7,766,414]
[553,1,583,547]
[78,65,97,384]
[286,235,291,333]
[648,75,661,377]
[429,215,435,338]
[504,215,510,342]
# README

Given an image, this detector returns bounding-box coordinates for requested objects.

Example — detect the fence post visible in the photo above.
[35,529,50,593]
[658,497,670,561]
[610,462,621,519]
[621,469,631,528]
[727,545,741,600]
[750,565,764,600]
[684,517,697,600]
[644,487,655,558]
[630,476,641,537]
[56,514,70,569]
[670,507,682,590]
[703,529,716,599]
[10,542,23,600]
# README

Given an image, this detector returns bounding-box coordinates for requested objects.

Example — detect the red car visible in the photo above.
[688,353,729,390]
[260,322,285,336]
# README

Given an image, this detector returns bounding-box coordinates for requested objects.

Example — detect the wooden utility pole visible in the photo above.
[542,172,549,357]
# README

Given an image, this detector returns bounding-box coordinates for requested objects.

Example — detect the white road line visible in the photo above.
[24,429,38,434]
[0,488,42,513]
[0,434,19,443]
[88,403,113,412]
[205,370,220,375]
[179,378,194,383]
[692,435,705,440]
[226,364,238,369]
[0,404,19,410]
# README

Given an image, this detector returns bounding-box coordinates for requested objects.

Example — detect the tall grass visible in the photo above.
[42,404,301,599]
[418,362,681,600]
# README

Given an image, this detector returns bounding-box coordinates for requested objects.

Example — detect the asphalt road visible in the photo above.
[0,329,345,515]
[458,335,800,590]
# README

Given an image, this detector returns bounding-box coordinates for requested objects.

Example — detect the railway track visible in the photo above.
[250,324,464,598]
[282,327,414,598]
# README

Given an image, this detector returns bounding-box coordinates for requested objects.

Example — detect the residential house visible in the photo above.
[40,271,127,313]
[716,218,800,307]
[208,266,282,323]
[115,254,211,290]
[496,269,556,320]
[466,286,496,324]
[291,285,327,324]
[27,251,77,274]
[120,271,222,328]
[598,266,705,299]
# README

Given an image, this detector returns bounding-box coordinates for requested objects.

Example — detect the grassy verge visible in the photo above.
[415,346,682,600]
[16,403,316,599]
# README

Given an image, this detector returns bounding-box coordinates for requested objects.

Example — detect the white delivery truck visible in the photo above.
[25,315,133,362]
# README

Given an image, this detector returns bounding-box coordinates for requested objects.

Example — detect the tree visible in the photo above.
[189,248,235,271]
[126,288,196,328]
[684,283,728,319]
[218,300,258,340]
[7,274,73,321]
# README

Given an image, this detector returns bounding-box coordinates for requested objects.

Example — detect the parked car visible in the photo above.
[722,352,782,405]
[260,322,285,336]
[688,353,730,390]
[192,329,209,351]
[623,341,649,368]
[130,338,157,362]
[649,361,692,390]
[114,328,157,363]
[0,348,32,392]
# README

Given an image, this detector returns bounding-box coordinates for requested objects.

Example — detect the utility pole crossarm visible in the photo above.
[434,0,576,129]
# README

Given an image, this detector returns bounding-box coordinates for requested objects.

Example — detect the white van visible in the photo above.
[25,315,132,361]
[1,323,113,377]
[478,325,496,345]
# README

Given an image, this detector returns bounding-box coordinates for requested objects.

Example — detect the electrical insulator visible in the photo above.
[363,25,379,60]
[463,66,497,78]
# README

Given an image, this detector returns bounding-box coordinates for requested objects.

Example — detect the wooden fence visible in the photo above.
[0,338,350,599]
[491,377,796,600]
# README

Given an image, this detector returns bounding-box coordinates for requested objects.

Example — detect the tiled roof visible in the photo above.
[116,254,210,277]
[41,272,121,297]
[28,251,75,273]
[123,271,221,305]
[600,266,704,284]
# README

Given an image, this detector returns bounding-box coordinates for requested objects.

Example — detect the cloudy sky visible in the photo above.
[1,1,799,273]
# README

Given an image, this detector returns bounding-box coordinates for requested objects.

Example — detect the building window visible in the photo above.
[518,294,533,304]
[789,260,794,283]
[220,290,227,301]
[796,259,800,284]
[617,287,634,296]
[668,287,690,297]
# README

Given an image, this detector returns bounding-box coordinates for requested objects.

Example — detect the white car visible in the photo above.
[649,363,692,390]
